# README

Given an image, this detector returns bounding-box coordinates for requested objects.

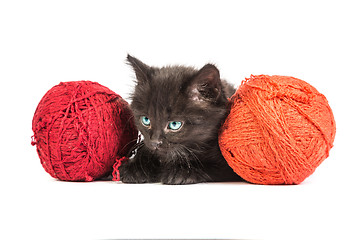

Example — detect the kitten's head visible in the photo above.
[127,55,230,158]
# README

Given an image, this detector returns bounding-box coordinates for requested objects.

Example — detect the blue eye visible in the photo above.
[168,121,182,131]
[141,116,151,127]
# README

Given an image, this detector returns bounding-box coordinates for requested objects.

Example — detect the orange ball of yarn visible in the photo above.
[219,75,336,185]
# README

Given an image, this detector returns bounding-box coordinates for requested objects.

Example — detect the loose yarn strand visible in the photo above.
[112,157,128,181]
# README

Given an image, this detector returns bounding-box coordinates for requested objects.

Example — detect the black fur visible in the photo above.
[119,55,242,184]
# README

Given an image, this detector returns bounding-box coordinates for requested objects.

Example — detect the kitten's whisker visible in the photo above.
[126,140,144,157]
[180,146,195,169]
[170,147,190,169]
[123,114,135,127]
[182,149,192,169]
[183,145,203,168]
[118,138,138,157]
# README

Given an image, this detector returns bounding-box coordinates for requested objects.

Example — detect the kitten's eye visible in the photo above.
[141,116,151,127]
[168,121,183,131]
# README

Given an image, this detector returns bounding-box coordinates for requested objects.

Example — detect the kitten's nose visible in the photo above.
[149,140,162,150]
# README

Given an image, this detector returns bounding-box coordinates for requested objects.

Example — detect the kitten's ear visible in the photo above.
[189,64,222,102]
[126,54,153,83]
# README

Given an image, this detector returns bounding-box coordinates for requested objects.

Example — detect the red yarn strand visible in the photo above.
[112,157,128,181]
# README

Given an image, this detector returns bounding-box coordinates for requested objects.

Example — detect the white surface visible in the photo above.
[1,1,359,239]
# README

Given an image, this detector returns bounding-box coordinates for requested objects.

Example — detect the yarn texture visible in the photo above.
[219,75,336,185]
[32,81,138,181]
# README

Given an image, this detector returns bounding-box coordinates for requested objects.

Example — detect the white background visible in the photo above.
[1,1,359,239]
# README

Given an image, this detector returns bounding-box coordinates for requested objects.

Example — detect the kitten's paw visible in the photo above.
[119,160,159,183]
[161,169,210,185]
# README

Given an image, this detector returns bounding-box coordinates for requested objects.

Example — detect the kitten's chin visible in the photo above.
[148,146,176,162]
[156,148,169,157]
[147,145,168,157]
[145,142,185,160]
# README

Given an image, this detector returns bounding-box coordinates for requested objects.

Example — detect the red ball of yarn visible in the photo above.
[219,75,336,185]
[32,81,138,181]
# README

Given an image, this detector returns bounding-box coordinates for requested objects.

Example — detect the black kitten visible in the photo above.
[119,55,242,184]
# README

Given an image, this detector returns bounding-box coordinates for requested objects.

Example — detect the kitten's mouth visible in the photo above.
[150,146,167,155]
[146,143,166,154]
[146,139,171,154]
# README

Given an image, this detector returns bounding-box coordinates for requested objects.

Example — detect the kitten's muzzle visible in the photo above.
[149,140,163,150]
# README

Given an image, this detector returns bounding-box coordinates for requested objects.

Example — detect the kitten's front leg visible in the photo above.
[119,147,160,183]
[160,164,211,185]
